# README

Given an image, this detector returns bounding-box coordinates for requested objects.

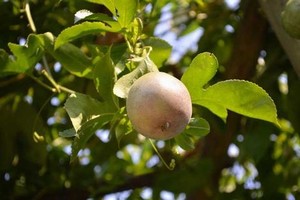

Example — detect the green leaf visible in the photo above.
[59,128,77,138]
[175,133,195,151]
[85,0,116,15]
[109,107,130,146]
[50,43,93,78]
[64,92,115,162]
[0,49,20,76]
[113,56,159,98]
[76,11,113,23]
[179,21,200,37]
[181,52,219,100]
[184,118,210,137]
[0,33,54,76]
[86,43,127,74]
[197,101,228,120]
[55,21,121,49]
[143,37,172,67]
[8,37,43,68]
[114,0,138,27]
[127,18,143,46]
[84,0,137,28]
[194,80,279,126]
[64,92,113,132]
[115,117,132,146]
[93,48,119,110]
[174,118,210,151]
[182,52,278,126]
[71,114,113,162]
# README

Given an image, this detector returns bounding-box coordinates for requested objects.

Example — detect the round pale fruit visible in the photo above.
[281,0,300,39]
[126,72,192,140]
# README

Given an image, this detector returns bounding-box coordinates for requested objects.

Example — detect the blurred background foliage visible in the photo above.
[0,0,300,199]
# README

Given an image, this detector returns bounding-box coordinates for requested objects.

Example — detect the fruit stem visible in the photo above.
[148,139,175,170]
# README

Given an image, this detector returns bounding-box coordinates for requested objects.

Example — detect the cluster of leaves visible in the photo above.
[0,0,279,168]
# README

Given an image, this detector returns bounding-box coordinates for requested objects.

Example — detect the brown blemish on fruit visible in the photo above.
[161,122,170,132]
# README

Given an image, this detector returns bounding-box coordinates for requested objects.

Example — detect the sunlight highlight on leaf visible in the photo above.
[195,80,279,126]
[113,56,158,98]
[55,21,121,49]
[181,52,218,100]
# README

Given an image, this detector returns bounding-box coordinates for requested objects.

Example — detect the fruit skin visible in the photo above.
[126,72,192,140]
[281,0,300,39]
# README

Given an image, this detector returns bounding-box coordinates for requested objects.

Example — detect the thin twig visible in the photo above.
[30,74,75,94]
[59,85,76,94]
[24,1,58,82]
[24,0,36,33]
[29,75,56,92]
[0,74,26,88]
[41,70,61,92]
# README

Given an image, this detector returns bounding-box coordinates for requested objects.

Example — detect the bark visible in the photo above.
[258,0,300,77]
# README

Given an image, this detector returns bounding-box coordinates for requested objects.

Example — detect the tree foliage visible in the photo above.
[0,0,299,199]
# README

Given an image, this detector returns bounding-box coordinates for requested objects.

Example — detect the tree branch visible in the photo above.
[92,172,155,198]
[258,0,300,77]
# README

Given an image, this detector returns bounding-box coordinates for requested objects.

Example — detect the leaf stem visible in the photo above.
[29,75,56,92]
[148,139,175,170]
[42,70,61,93]
[30,73,75,94]
[59,85,76,94]
[42,70,76,94]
